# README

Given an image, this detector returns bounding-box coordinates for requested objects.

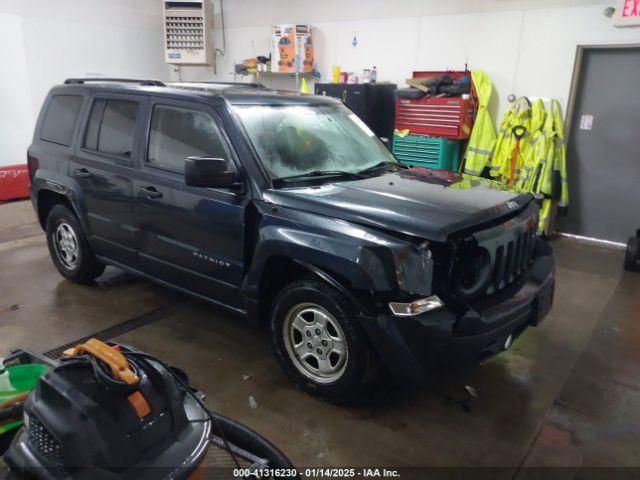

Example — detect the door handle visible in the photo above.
[138,185,163,199]
[73,168,92,179]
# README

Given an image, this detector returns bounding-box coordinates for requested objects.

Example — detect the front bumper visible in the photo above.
[358,241,555,384]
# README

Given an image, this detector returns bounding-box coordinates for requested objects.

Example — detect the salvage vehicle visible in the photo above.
[27,79,555,403]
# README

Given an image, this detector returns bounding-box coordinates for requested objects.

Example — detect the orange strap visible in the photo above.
[64,338,139,385]
[127,391,151,418]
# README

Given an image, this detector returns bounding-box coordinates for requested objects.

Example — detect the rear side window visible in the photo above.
[40,95,83,146]
[147,105,230,174]
[84,99,139,158]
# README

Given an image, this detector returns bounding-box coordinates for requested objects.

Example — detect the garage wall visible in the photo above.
[0,13,33,170]
[178,0,640,124]
[0,0,168,167]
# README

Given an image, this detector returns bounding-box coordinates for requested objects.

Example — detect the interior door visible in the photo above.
[70,95,142,266]
[559,46,640,243]
[133,99,247,309]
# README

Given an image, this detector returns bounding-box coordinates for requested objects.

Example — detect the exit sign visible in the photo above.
[614,0,640,26]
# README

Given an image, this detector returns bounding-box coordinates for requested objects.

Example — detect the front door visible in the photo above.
[133,99,247,309]
[70,94,142,266]
[559,46,640,243]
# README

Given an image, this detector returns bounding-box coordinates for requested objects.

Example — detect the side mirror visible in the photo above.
[380,137,391,150]
[185,157,237,188]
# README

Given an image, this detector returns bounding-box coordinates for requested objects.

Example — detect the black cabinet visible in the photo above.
[314,83,397,140]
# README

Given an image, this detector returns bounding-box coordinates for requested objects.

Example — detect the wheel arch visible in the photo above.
[291,259,367,314]
[251,255,369,328]
[37,189,76,229]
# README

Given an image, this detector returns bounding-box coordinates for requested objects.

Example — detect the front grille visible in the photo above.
[28,416,64,467]
[487,227,536,294]
[453,206,538,300]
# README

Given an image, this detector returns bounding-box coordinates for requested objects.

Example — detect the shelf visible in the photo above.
[253,71,315,78]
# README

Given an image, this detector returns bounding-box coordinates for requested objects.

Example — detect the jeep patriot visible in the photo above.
[28,78,555,403]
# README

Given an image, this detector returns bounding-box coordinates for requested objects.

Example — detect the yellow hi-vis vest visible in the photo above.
[542,100,569,208]
[523,100,568,235]
[463,70,496,176]
[490,98,532,183]
[538,198,553,236]
[515,99,546,195]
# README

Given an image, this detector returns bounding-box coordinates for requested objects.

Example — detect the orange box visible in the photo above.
[272,24,313,73]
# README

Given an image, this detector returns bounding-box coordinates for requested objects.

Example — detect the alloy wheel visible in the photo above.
[282,303,348,383]
[54,222,80,270]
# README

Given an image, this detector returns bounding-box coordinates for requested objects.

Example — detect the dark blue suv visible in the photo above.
[28,78,555,403]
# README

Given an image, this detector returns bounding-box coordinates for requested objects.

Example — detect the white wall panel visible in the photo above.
[0,13,33,167]
[333,17,420,87]
[183,2,640,123]
[214,0,610,29]
[517,5,640,113]
[416,10,523,121]
[0,0,167,167]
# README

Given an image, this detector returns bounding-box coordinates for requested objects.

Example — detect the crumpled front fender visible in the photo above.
[245,203,433,301]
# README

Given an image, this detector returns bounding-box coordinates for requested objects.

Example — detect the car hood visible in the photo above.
[264,168,533,242]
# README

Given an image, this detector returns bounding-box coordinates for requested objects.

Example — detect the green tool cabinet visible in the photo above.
[392,135,461,171]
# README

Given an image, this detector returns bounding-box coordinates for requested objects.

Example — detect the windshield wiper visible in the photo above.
[358,161,408,175]
[273,170,365,187]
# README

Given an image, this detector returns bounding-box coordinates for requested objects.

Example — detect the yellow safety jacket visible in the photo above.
[463,70,496,176]
[537,100,569,235]
[490,97,532,183]
[538,199,553,236]
[542,100,569,208]
[513,100,568,234]
[515,99,546,195]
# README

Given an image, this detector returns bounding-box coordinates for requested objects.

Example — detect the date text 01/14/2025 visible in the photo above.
[232,468,400,478]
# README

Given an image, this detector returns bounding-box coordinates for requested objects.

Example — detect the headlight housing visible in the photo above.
[389,295,444,316]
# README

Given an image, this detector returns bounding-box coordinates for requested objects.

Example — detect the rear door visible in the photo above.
[70,94,143,266]
[133,98,247,309]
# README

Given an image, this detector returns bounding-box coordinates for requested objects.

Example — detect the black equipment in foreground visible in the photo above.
[4,340,294,479]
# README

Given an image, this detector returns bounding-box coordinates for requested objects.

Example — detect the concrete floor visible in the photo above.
[1,199,639,474]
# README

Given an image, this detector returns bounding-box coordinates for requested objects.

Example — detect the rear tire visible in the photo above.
[270,278,379,404]
[46,204,105,283]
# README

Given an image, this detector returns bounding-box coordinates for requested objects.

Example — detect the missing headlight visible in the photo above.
[453,246,492,301]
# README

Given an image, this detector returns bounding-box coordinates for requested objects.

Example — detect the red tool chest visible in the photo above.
[395,71,476,140]
[0,165,29,203]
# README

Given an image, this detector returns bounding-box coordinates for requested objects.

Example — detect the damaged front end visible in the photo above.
[355,201,555,383]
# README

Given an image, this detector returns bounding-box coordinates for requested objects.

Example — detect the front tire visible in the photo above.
[270,278,379,404]
[46,204,105,283]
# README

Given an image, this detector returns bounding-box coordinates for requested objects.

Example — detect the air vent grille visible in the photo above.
[163,1,213,65]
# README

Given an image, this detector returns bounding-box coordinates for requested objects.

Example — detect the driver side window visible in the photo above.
[147,104,231,174]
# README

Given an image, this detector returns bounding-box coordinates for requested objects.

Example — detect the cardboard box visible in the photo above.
[272,24,313,73]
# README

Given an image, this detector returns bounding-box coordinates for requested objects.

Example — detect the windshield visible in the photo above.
[233,103,398,182]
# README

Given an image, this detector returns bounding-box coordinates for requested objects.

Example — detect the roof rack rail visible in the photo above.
[64,78,165,87]
[167,81,265,89]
